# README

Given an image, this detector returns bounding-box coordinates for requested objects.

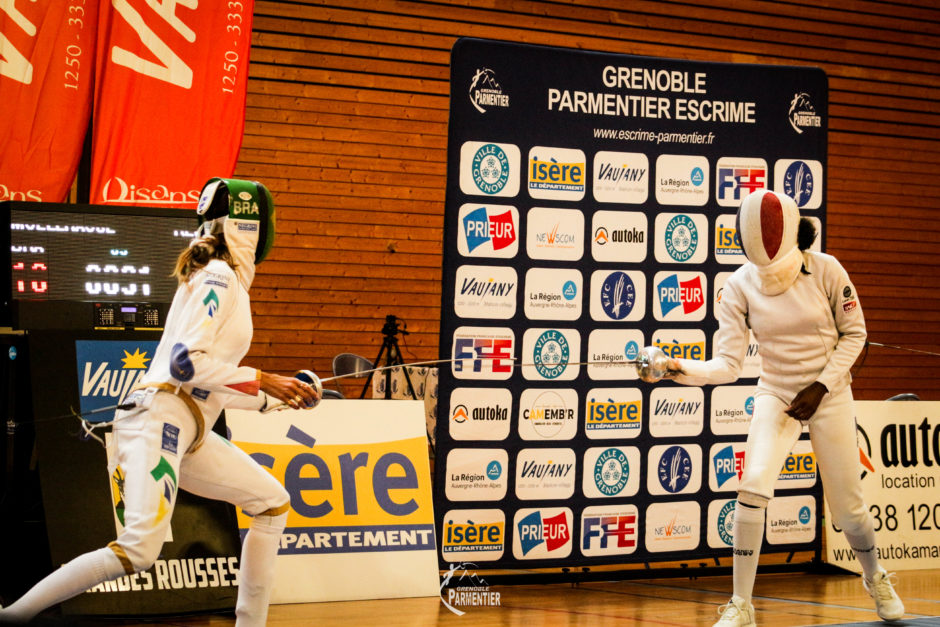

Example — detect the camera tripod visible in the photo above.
[361,315,418,400]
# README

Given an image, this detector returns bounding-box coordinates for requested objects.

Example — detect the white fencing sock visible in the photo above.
[732,503,766,604]
[235,511,287,627]
[0,547,126,623]
[844,521,880,580]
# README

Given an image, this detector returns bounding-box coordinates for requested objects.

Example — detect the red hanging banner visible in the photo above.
[0,0,98,203]
[90,0,253,208]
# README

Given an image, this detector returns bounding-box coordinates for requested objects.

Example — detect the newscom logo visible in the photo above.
[459,141,520,197]
[526,207,584,261]
[645,501,700,552]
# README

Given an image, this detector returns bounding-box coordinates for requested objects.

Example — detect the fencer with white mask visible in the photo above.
[639,189,904,626]
[0,179,318,625]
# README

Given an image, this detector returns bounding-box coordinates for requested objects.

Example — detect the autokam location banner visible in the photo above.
[435,38,828,569]
[826,401,940,572]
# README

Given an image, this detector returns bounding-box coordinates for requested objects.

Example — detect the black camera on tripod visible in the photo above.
[363,314,417,401]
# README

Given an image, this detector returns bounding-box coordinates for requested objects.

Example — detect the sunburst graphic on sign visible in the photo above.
[121,347,151,370]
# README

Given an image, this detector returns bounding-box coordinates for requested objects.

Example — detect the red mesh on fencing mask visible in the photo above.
[735,190,800,267]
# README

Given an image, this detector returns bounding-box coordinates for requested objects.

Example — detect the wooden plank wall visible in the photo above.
[236,0,940,401]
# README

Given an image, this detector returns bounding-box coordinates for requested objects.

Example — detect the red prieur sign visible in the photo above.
[90,0,253,208]
[0,1,98,203]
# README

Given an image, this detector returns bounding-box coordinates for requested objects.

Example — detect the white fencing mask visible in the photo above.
[736,190,803,295]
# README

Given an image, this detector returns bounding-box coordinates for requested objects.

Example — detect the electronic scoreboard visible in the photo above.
[1,201,196,330]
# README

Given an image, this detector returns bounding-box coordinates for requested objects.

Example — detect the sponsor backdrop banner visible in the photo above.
[0,0,98,202]
[30,331,240,616]
[826,401,940,572]
[435,38,828,569]
[227,400,440,603]
[90,1,253,208]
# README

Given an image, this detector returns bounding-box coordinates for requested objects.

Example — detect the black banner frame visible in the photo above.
[434,38,828,572]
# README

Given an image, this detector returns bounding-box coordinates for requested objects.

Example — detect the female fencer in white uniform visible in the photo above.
[0,179,318,625]
[664,190,903,626]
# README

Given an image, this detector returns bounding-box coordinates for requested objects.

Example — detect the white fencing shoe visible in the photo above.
[863,569,904,621]
[713,595,756,627]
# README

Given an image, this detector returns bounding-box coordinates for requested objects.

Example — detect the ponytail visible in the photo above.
[173,234,235,283]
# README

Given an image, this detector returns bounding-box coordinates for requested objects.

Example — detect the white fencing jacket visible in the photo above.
[675,251,867,402]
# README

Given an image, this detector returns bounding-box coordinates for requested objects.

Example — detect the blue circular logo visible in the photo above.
[664,215,698,262]
[782,161,814,207]
[486,460,502,480]
[471,144,510,195]
[657,445,693,493]
[533,330,570,379]
[593,448,629,496]
[745,396,755,416]
[718,499,736,546]
[8,346,16,361]
[600,271,636,320]
[690,167,704,186]
[562,280,577,301]
[799,506,812,524]
[624,341,639,361]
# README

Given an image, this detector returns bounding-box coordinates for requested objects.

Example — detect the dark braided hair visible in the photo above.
[797,217,817,251]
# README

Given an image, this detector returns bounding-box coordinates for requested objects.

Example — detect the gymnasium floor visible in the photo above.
[48,568,940,626]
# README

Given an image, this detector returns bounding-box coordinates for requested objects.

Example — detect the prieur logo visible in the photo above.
[100,177,200,205]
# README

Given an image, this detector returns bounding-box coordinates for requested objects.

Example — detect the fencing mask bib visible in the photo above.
[195,178,275,289]
[736,189,802,296]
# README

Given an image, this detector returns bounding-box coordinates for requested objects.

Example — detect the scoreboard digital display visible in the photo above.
[10,209,196,303]
[2,201,197,329]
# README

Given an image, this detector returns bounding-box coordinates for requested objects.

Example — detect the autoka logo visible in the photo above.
[462,207,516,252]
[657,274,704,316]
[100,177,201,205]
